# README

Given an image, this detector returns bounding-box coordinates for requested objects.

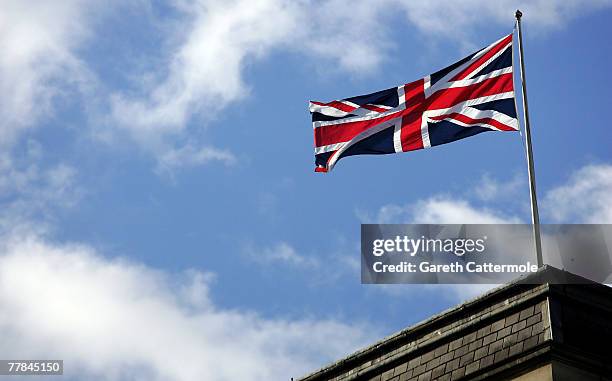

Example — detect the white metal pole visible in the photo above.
[515,9,543,268]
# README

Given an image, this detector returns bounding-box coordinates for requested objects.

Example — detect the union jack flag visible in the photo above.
[309,34,518,172]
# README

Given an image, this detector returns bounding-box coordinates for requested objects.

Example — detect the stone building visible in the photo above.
[296,266,612,381]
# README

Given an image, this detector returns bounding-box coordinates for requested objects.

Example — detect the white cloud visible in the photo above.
[155,144,237,176]
[544,164,612,223]
[110,0,302,147]
[302,0,391,72]
[0,142,81,233]
[245,241,319,268]
[366,197,520,224]
[407,164,612,225]
[0,233,374,381]
[393,0,612,43]
[366,163,612,225]
[410,197,521,224]
[243,240,361,286]
[0,0,101,145]
[474,172,525,202]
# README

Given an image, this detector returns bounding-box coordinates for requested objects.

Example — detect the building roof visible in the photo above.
[296,266,612,381]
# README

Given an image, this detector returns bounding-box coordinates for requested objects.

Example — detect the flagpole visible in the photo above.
[515,10,543,268]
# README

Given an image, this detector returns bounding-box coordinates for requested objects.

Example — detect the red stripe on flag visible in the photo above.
[429,113,516,131]
[401,79,426,151]
[452,34,512,81]
[362,104,389,113]
[313,111,402,147]
[400,113,424,151]
[311,100,356,113]
[426,73,513,111]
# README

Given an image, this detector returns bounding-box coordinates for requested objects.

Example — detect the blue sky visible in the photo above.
[1,1,612,380]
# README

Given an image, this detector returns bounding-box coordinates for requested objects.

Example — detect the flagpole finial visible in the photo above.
[515,9,523,20]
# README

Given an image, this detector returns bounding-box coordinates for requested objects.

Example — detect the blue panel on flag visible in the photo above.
[429,52,477,86]
[471,99,517,118]
[427,120,490,147]
[340,126,395,158]
[311,112,356,123]
[345,87,398,108]
[315,151,334,168]
[475,48,513,77]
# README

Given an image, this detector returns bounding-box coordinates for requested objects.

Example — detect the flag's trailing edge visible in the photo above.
[310,33,518,173]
